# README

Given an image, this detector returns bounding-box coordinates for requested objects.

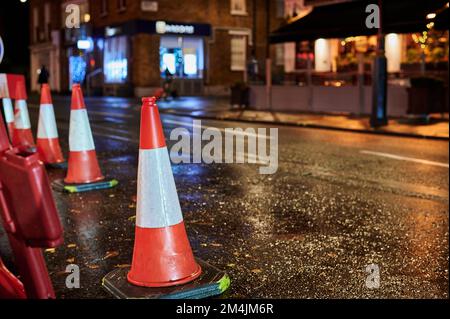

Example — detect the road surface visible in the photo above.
[0,96,448,298]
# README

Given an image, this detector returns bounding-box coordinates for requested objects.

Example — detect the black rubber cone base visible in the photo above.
[102,259,230,299]
[52,178,118,193]
[46,161,68,169]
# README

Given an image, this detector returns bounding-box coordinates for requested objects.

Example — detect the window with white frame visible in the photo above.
[117,0,126,11]
[44,2,51,40]
[33,6,39,42]
[230,0,247,15]
[230,35,246,71]
[101,0,108,16]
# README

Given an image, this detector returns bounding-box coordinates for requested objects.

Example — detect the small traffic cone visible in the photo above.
[102,97,230,299]
[0,110,12,153]
[52,84,118,193]
[36,84,65,167]
[2,98,15,141]
[12,81,35,150]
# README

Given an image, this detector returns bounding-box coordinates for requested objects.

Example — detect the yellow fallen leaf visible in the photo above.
[45,248,56,254]
[66,257,75,263]
[251,269,262,274]
[103,251,119,260]
[86,264,100,269]
[114,264,131,269]
[67,244,77,248]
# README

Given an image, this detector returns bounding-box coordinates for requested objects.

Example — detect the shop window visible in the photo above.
[230,0,247,15]
[276,0,285,18]
[44,2,51,41]
[230,36,246,71]
[33,6,39,42]
[160,36,204,79]
[101,0,108,16]
[117,0,126,12]
[104,36,128,83]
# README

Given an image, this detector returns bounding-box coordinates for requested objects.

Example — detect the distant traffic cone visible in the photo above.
[65,84,103,184]
[102,97,230,299]
[36,84,65,166]
[12,81,35,149]
[52,84,118,193]
[2,98,15,141]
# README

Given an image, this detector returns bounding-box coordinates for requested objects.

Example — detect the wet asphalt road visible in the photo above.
[1,96,448,299]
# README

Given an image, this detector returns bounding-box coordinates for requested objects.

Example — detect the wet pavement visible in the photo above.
[0,95,448,299]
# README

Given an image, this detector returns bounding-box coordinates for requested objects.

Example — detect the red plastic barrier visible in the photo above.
[0,125,63,298]
[0,258,26,299]
[0,149,63,247]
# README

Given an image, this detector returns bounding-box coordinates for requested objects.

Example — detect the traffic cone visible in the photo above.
[36,84,65,166]
[12,81,35,149]
[52,84,118,193]
[2,98,15,141]
[127,96,201,287]
[102,97,230,299]
[0,110,11,153]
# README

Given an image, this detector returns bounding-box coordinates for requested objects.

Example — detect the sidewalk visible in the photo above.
[158,97,449,140]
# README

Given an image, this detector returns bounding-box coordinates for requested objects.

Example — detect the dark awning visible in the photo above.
[270,0,449,44]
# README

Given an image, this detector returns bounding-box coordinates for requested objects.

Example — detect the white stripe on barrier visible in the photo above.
[2,98,14,123]
[14,100,31,129]
[136,147,184,229]
[69,109,95,151]
[37,104,59,139]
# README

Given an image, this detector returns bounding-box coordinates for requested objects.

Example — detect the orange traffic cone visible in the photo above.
[65,84,103,184]
[53,84,118,193]
[127,96,201,287]
[36,84,65,165]
[2,98,15,141]
[12,81,35,149]
[102,97,229,299]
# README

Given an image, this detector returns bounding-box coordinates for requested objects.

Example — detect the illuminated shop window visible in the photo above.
[159,36,204,78]
[231,0,247,15]
[230,35,246,71]
[104,36,128,83]
[184,54,198,75]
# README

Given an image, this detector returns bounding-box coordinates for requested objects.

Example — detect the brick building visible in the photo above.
[29,0,286,96]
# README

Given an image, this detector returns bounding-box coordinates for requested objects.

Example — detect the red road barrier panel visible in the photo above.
[0,74,26,144]
[0,258,26,299]
[0,74,27,100]
[0,123,63,299]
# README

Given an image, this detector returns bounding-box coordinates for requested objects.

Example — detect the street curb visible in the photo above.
[159,110,450,141]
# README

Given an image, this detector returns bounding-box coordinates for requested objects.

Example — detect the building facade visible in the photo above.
[29,0,285,96]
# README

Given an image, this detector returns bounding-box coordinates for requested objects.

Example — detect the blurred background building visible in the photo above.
[26,0,448,117]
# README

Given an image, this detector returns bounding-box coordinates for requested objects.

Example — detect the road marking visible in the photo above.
[360,150,449,168]
[163,118,273,140]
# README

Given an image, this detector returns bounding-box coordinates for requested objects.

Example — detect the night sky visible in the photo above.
[0,0,30,77]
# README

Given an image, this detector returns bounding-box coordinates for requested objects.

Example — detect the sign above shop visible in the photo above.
[141,1,158,12]
[156,21,195,35]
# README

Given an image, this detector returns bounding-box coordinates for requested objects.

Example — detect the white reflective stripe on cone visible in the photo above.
[136,147,184,229]
[2,98,14,123]
[69,109,95,151]
[14,100,31,129]
[37,104,59,139]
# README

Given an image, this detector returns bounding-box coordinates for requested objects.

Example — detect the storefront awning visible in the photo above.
[270,0,449,44]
